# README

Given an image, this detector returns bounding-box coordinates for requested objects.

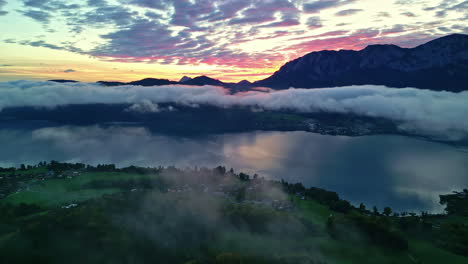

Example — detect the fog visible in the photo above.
[1,80,468,138]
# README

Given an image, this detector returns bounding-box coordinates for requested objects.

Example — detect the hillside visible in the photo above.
[0,163,467,263]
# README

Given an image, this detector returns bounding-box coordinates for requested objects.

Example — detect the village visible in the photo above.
[0,164,296,212]
[304,118,375,136]
[0,168,82,200]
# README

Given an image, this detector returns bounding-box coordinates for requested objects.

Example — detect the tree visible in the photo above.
[383,207,392,217]
[330,200,352,213]
[215,166,226,175]
[373,206,379,216]
[238,172,250,181]
[359,203,366,214]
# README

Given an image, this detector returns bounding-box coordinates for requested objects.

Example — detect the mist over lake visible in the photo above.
[2,122,467,213]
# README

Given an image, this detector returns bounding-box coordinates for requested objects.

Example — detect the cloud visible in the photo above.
[13,40,85,54]
[377,12,391,18]
[0,0,7,16]
[125,100,176,113]
[381,24,406,35]
[228,0,298,26]
[18,0,81,24]
[258,15,301,28]
[20,10,51,23]
[401,11,416,17]
[306,16,323,29]
[335,8,363,16]
[303,0,357,13]
[1,81,468,140]
[128,0,171,10]
[423,0,468,13]
[63,69,76,73]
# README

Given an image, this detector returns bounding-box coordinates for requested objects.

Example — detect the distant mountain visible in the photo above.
[182,75,225,86]
[96,81,126,86]
[49,79,79,83]
[47,73,253,91]
[255,34,468,92]
[179,76,192,83]
[237,80,252,86]
[127,78,178,86]
[97,78,177,87]
[96,75,245,89]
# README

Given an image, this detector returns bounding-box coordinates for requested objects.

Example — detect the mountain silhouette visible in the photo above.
[254,34,468,92]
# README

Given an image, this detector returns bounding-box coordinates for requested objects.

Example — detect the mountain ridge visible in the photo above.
[254,34,468,91]
[48,34,468,92]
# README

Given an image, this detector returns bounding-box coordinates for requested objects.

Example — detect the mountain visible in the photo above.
[237,80,252,86]
[96,81,126,86]
[96,76,236,88]
[179,76,192,83]
[255,34,468,92]
[127,78,178,86]
[182,75,225,86]
[49,79,79,83]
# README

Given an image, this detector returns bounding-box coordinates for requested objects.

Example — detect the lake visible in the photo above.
[1,123,467,213]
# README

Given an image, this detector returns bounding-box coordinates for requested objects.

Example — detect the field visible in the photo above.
[3,171,153,207]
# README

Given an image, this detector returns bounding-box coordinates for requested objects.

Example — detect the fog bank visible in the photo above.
[1,80,467,138]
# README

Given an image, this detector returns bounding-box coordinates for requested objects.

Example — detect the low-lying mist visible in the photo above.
[1,80,468,139]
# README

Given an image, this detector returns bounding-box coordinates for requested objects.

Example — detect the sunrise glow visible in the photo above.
[0,0,466,82]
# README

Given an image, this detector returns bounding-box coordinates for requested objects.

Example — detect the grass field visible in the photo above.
[2,171,156,207]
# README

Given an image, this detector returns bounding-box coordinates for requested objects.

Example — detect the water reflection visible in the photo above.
[1,124,467,213]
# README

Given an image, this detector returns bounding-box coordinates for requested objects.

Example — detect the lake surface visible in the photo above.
[1,123,468,213]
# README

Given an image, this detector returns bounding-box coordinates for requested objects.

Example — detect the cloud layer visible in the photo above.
[1,80,468,139]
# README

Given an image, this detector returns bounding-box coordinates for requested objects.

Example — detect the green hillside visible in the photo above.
[0,162,467,264]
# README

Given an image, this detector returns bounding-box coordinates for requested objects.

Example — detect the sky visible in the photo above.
[0,0,466,82]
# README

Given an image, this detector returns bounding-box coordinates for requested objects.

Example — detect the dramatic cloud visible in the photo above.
[1,81,468,139]
[2,0,466,81]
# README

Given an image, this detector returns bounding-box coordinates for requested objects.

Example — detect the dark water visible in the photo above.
[1,123,468,213]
